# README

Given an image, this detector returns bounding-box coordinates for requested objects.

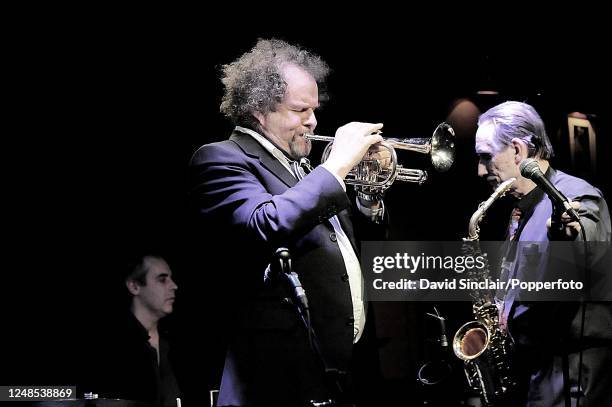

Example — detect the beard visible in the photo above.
[289,134,312,159]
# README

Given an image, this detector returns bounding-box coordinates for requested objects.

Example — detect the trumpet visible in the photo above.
[304,122,455,197]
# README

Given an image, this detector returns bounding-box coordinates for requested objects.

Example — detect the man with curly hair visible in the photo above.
[189,38,387,406]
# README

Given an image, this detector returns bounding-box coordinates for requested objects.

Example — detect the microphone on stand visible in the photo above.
[266,247,309,311]
[519,158,580,221]
[267,250,345,403]
[418,307,452,387]
[426,307,448,349]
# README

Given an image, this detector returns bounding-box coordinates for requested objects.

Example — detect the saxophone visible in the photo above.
[452,178,517,406]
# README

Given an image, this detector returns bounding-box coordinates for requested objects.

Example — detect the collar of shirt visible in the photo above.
[235,126,349,191]
[235,126,295,177]
[507,166,555,243]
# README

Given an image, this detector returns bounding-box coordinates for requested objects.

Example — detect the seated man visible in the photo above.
[85,254,181,407]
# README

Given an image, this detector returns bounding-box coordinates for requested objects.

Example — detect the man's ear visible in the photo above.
[253,111,265,128]
[126,280,140,296]
[511,138,529,165]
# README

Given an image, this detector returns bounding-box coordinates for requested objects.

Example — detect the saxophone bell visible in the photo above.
[454,321,489,362]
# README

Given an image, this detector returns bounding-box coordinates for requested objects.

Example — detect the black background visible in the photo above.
[4,15,610,406]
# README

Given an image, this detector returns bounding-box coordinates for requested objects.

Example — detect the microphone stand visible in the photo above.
[417,307,454,406]
[547,197,589,407]
[270,248,352,407]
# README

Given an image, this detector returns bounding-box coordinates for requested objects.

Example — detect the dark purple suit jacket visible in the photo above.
[190,131,378,406]
[503,169,612,406]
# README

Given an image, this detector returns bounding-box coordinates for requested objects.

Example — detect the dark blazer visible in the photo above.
[83,312,181,407]
[189,131,375,406]
[503,168,612,406]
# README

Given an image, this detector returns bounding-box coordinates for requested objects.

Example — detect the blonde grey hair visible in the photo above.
[478,101,554,159]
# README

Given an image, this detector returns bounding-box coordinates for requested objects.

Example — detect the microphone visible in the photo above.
[438,317,449,348]
[274,247,292,274]
[263,247,290,282]
[271,248,309,311]
[426,308,448,349]
[519,158,580,222]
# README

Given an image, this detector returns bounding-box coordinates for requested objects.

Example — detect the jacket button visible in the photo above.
[346,317,354,326]
[341,273,349,282]
[329,232,337,242]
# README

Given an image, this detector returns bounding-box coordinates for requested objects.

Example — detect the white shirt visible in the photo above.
[235,126,366,342]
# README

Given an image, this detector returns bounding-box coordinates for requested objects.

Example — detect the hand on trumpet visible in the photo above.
[321,122,384,179]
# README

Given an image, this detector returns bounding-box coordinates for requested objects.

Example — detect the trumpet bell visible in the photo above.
[382,121,455,174]
[430,122,455,172]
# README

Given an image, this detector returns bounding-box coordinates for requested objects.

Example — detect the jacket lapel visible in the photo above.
[229,131,297,188]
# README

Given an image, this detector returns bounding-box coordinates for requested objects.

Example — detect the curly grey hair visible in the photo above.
[219,38,330,129]
[478,101,554,159]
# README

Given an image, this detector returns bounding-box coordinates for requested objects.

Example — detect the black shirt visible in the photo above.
[89,312,180,407]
